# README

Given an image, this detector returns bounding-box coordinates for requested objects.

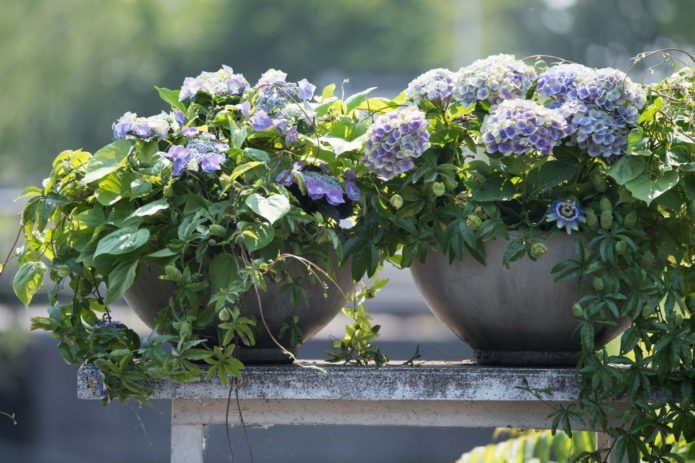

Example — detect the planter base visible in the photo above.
[238,347,298,365]
[474,349,579,367]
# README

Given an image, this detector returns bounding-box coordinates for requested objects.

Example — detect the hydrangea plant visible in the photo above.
[12,65,375,403]
[348,53,695,461]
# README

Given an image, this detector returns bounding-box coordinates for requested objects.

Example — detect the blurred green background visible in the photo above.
[0,1,694,461]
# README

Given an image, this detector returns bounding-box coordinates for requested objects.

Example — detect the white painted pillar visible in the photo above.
[171,399,205,463]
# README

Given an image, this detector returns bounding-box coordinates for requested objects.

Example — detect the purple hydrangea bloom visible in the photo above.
[536,64,592,101]
[174,110,186,127]
[163,145,193,176]
[285,125,299,145]
[344,181,360,201]
[481,99,569,156]
[405,68,456,106]
[454,54,536,106]
[251,110,273,131]
[182,127,200,138]
[558,101,630,159]
[238,101,251,120]
[363,106,430,180]
[573,68,646,125]
[298,78,316,101]
[112,111,180,141]
[546,200,585,234]
[163,137,228,175]
[178,65,249,101]
[304,171,345,205]
[200,153,226,173]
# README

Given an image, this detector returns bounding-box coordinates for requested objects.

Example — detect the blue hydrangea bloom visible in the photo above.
[481,99,568,156]
[363,107,430,180]
[536,63,592,101]
[405,68,456,106]
[555,100,630,158]
[251,110,274,131]
[454,54,537,106]
[112,111,180,141]
[573,68,645,124]
[276,163,359,205]
[178,65,249,101]
[546,200,585,234]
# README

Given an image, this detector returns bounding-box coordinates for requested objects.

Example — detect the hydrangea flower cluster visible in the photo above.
[536,65,646,159]
[481,99,569,156]
[363,107,430,180]
[454,54,537,107]
[546,200,585,234]
[178,65,249,101]
[250,69,316,144]
[276,163,360,206]
[405,68,456,106]
[162,135,229,176]
[112,111,184,141]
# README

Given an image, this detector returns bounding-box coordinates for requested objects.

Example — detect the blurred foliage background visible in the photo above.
[1,0,693,186]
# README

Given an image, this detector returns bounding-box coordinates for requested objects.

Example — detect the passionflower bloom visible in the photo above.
[112,111,179,141]
[454,54,537,107]
[481,99,568,156]
[546,200,585,234]
[363,107,430,180]
[178,65,249,101]
[405,68,456,106]
[82,364,107,399]
[163,137,228,175]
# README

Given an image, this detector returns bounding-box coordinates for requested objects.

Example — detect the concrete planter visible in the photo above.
[410,233,628,365]
[124,255,355,363]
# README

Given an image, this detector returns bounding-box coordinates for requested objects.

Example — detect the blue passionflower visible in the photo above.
[546,200,585,234]
[82,363,107,399]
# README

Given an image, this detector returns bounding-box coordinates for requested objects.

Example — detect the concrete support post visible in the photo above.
[171,400,205,463]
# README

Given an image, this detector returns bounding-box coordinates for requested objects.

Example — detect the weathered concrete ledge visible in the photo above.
[79,360,589,402]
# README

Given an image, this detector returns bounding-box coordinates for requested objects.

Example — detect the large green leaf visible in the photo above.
[245,193,290,224]
[13,261,47,308]
[209,253,237,290]
[81,139,132,185]
[105,260,139,304]
[129,199,169,218]
[526,160,578,195]
[625,170,679,205]
[607,156,646,185]
[154,86,187,113]
[319,135,366,155]
[471,176,516,202]
[345,87,377,113]
[94,227,150,257]
[242,222,275,252]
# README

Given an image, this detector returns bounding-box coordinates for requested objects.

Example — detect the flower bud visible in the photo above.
[390,194,404,209]
[591,173,607,192]
[454,191,469,207]
[623,211,637,228]
[530,242,548,260]
[599,196,612,212]
[208,238,217,246]
[615,240,627,255]
[165,265,182,281]
[592,276,604,292]
[466,214,482,230]
[600,210,613,230]
[641,304,655,318]
[432,182,446,197]
[640,250,655,267]
[209,224,226,237]
[584,209,598,230]
[572,303,583,318]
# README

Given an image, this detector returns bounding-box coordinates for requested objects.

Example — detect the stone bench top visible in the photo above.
[78,360,599,402]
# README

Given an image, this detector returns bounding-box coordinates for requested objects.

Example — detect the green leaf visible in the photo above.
[230,161,263,182]
[527,160,578,195]
[242,148,271,163]
[94,227,150,257]
[81,139,132,185]
[245,193,290,224]
[607,156,646,185]
[105,260,139,304]
[154,86,187,113]
[345,87,377,113]
[228,119,247,149]
[209,253,237,290]
[321,83,335,101]
[472,176,516,202]
[319,135,366,155]
[13,261,47,308]
[129,199,169,218]
[625,170,679,205]
[242,222,275,252]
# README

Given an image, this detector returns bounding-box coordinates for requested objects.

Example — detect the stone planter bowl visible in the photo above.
[410,233,629,366]
[124,255,355,363]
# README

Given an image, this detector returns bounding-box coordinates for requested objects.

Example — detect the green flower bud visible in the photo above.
[443,177,458,191]
[623,211,637,228]
[599,196,612,212]
[466,214,482,230]
[592,276,604,292]
[617,188,634,205]
[600,210,613,230]
[474,206,486,218]
[432,182,446,197]
[641,304,655,318]
[163,184,174,198]
[390,194,404,209]
[164,265,182,281]
[209,224,226,237]
[640,250,655,267]
[615,240,627,255]
[530,242,548,260]
[591,172,607,192]
[208,238,217,246]
[572,303,583,318]
[218,308,231,322]
[584,209,598,230]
